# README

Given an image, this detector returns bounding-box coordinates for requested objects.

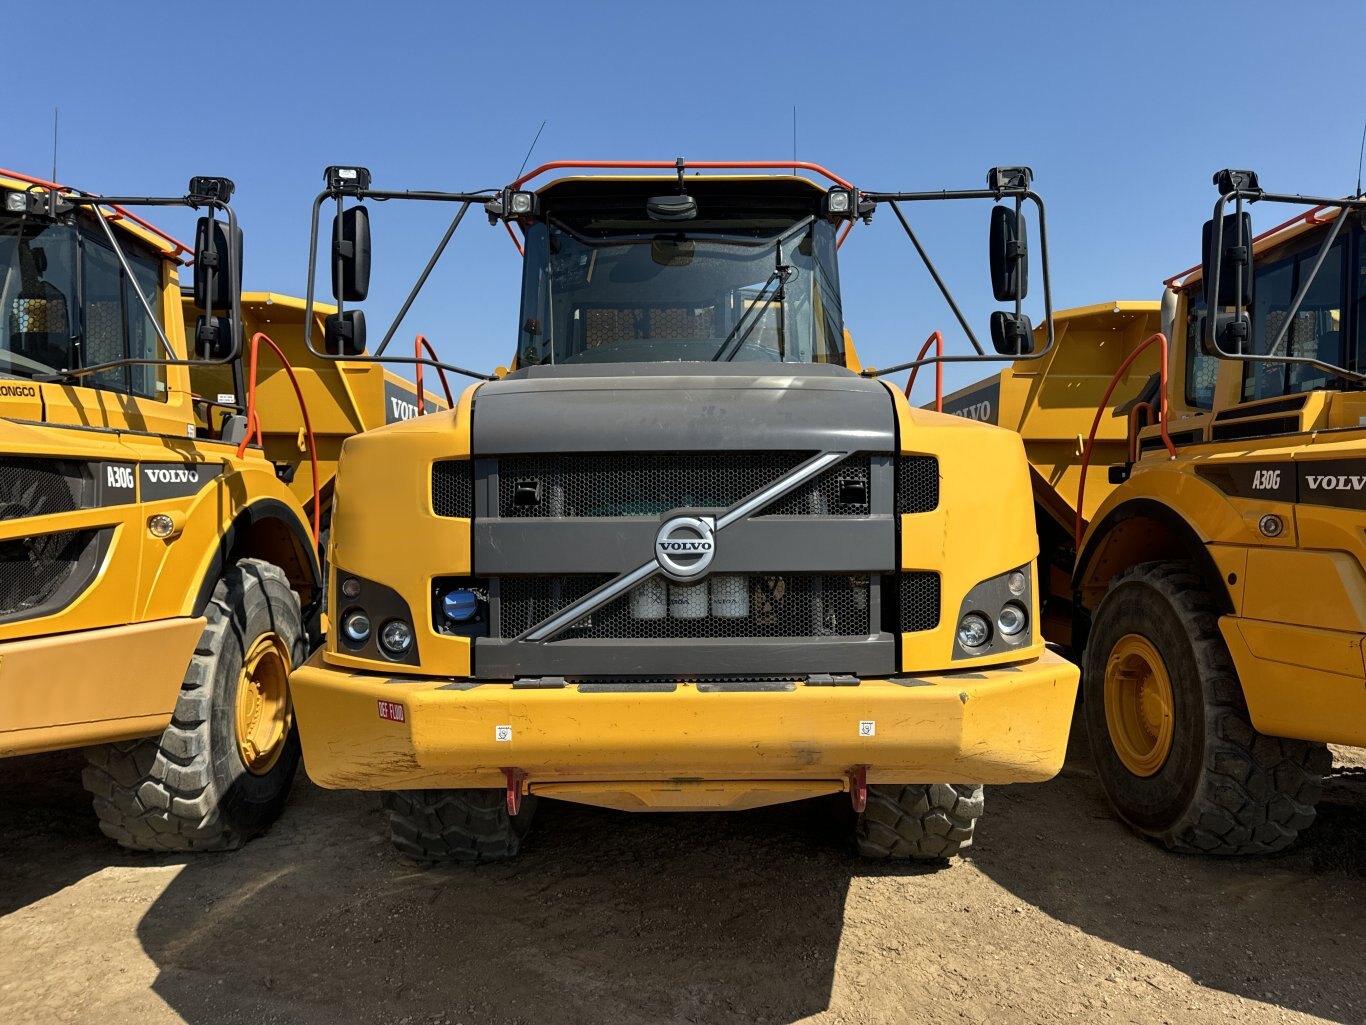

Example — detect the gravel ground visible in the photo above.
[1,719,1363,1025]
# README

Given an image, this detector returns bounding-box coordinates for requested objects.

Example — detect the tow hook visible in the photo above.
[503,767,527,816]
[848,765,869,813]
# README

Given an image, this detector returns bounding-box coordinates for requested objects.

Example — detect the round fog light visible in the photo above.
[379,619,414,657]
[341,577,362,599]
[958,612,991,649]
[341,610,371,645]
[997,603,1027,637]
[1006,569,1028,596]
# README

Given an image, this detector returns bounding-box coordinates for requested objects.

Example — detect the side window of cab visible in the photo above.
[1183,293,1218,410]
[79,220,167,400]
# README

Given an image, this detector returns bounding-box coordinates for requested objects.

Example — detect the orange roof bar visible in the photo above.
[511,159,854,191]
[0,165,193,258]
[1162,204,1330,288]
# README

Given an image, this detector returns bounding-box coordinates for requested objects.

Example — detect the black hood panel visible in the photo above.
[472,363,896,454]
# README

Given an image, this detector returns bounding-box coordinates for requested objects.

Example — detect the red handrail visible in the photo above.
[236,332,321,543]
[0,166,194,257]
[510,159,854,191]
[903,332,944,411]
[413,334,454,416]
[1075,333,1177,550]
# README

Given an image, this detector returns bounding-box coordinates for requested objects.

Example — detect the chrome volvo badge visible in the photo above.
[654,515,716,579]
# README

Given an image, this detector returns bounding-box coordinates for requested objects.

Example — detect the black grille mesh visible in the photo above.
[0,458,82,521]
[0,529,96,618]
[896,456,939,514]
[432,461,473,518]
[759,455,872,516]
[495,452,814,519]
[499,573,872,640]
[898,571,941,632]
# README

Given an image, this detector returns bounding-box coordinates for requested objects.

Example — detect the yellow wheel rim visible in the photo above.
[1104,633,1175,777]
[235,633,293,776]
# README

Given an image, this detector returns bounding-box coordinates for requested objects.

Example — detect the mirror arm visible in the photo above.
[885,200,985,355]
[862,188,1056,378]
[374,201,472,356]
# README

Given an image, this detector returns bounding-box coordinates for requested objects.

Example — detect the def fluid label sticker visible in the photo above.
[377,700,405,723]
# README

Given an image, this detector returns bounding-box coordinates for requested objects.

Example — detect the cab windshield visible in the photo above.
[515,219,846,367]
[0,210,164,394]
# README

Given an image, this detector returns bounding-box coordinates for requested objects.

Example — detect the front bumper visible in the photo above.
[292,648,1079,807]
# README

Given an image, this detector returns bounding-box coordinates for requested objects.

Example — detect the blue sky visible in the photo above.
[9,0,1365,397]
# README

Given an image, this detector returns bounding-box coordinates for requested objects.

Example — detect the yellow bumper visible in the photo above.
[292,648,1079,807]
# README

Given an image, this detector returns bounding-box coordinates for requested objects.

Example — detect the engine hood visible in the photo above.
[471,363,896,454]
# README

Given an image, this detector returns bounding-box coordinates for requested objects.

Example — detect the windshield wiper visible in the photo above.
[710,264,794,362]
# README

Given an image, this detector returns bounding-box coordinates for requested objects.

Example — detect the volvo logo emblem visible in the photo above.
[654,515,716,579]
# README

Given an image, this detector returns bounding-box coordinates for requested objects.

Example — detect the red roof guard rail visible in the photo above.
[0,166,194,259]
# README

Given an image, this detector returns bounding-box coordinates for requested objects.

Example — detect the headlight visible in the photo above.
[1006,570,1028,596]
[957,613,991,648]
[997,603,1027,636]
[341,610,371,645]
[379,619,414,657]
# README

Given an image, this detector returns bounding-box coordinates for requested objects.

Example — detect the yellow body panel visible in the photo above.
[0,617,204,755]
[292,647,1078,803]
[0,206,329,756]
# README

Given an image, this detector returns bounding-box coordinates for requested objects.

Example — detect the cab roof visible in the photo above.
[0,167,190,262]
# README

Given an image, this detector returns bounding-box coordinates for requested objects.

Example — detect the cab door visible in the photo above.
[41,217,195,439]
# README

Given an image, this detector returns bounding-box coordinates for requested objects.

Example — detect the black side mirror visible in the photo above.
[989,205,1028,301]
[331,205,371,303]
[646,195,697,222]
[990,311,1035,355]
[1201,212,1253,309]
[324,310,366,356]
[192,216,242,313]
[194,315,234,359]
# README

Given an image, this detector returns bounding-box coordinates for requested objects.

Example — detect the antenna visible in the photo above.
[51,107,59,183]
[792,106,797,176]
[516,120,548,180]
[1356,118,1366,197]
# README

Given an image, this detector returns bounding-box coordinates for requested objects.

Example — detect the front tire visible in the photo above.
[856,783,984,861]
[1082,560,1329,854]
[82,559,307,851]
[383,788,539,863]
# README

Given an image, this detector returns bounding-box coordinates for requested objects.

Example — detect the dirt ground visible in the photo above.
[1,717,1363,1025]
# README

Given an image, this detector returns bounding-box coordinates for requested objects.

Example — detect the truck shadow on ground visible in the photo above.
[135,787,868,1025]
[0,749,117,917]
[6,725,1365,1025]
[968,723,1366,1024]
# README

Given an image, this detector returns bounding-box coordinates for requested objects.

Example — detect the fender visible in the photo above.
[192,498,322,619]
[1072,497,1233,651]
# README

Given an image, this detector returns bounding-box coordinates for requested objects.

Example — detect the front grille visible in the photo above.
[0,528,102,619]
[896,456,939,514]
[897,572,941,632]
[760,455,871,516]
[498,573,872,640]
[0,458,83,521]
[494,452,817,518]
[432,460,473,518]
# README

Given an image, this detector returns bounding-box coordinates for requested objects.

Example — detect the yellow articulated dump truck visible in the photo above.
[939,169,1365,855]
[289,159,1080,863]
[0,168,441,851]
